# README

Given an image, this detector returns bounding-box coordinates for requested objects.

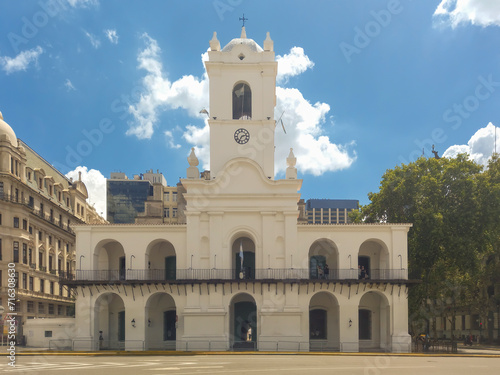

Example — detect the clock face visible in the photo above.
[234,128,250,144]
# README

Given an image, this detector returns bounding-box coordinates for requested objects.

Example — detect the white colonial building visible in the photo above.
[67,27,412,352]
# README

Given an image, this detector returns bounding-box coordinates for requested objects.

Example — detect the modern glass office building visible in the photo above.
[106,174,153,224]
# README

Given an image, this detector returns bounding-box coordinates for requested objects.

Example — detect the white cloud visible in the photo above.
[165,130,181,149]
[105,29,119,44]
[128,36,355,176]
[84,31,101,48]
[276,47,314,84]
[0,46,43,74]
[64,78,76,91]
[66,166,107,219]
[443,122,500,165]
[434,0,500,28]
[127,33,208,139]
[183,121,211,170]
[66,0,99,7]
[274,87,355,175]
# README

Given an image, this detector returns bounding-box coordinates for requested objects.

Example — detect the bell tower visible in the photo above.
[205,27,277,179]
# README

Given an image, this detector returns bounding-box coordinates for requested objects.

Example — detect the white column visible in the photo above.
[391,292,411,352]
[73,287,94,350]
[339,298,359,352]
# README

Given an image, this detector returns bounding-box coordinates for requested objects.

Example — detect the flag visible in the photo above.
[239,240,244,268]
[235,85,245,98]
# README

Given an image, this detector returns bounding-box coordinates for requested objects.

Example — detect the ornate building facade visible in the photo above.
[67,28,413,352]
[0,112,105,341]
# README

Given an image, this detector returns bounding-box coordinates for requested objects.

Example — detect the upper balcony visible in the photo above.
[60,267,409,286]
[0,192,75,234]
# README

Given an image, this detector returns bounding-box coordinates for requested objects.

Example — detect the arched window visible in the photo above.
[232,83,252,119]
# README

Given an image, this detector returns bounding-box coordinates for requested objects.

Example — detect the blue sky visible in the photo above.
[1,0,499,217]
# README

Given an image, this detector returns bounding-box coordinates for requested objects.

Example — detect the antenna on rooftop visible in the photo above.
[432,145,440,159]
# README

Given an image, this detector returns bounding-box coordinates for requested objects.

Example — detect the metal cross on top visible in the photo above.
[239,14,248,27]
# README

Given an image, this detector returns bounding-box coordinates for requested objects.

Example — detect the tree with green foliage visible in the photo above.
[351,154,500,343]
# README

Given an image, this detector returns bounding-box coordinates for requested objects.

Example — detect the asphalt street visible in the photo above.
[1,354,500,375]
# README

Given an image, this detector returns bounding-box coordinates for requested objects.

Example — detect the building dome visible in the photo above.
[221,27,263,52]
[221,38,263,52]
[0,111,17,145]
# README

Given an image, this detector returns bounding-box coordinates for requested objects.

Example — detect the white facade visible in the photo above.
[24,318,75,349]
[70,28,412,352]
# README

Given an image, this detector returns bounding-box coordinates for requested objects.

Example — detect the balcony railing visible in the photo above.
[59,271,75,280]
[61,268,408,283]
[0,193,75,234]
[0,193,23,204]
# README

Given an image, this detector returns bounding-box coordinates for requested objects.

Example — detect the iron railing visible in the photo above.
[46,339,394,352]
[0,194,75,234]
[62,268,408,283]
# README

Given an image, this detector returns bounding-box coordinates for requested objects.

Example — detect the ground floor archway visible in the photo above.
[309,291,340,351]
[230,293,257,350]
[358,291,390,350]
[145,292,176,350]
[94,293,125,350]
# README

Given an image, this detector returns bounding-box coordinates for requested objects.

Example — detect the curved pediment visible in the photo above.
[182,157,301,198]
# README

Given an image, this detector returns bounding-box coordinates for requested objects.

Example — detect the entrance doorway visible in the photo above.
[230,294,257,350]
[163,310,176,341]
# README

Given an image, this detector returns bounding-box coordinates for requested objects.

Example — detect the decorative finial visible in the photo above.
[264,32,273,51]
[188,147,199,167]
[287,148,296,167]
[187,147,200,179]
[0,111,3,120]
[210,31,220,51]
[78,171,82,181]
[286,148,297,179]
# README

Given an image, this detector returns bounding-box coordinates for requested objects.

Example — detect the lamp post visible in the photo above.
[79,255,85,270]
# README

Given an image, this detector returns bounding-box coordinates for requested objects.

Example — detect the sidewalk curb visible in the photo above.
[7,351,500,358]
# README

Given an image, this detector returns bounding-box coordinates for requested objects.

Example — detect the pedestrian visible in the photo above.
[324,264,329,280]
[99,330,104,350]
[317,265,324,279]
